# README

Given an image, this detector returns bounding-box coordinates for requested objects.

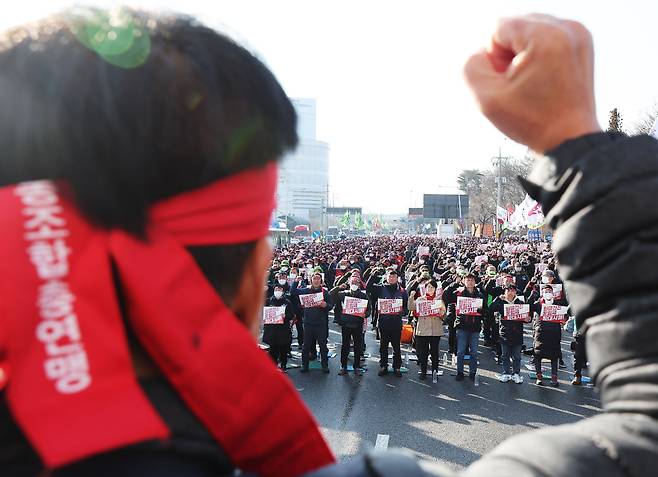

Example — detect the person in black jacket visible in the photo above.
[366,269,408,377]
[488,284,530,383]
[331,276,371,376]
[529,285,567,386]
[444,272,485,381]
[293,272,333,373]
[263,285,294,372]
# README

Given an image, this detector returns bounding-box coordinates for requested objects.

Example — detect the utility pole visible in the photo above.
[323,183,329,235]
[492,146,511,238]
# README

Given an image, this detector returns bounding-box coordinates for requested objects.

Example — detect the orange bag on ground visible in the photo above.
[401,323,414,344]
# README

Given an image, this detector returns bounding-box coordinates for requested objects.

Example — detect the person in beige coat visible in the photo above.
[409,280,446,381]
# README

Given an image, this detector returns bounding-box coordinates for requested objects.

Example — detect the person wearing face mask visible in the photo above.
[293,272,333,373]
[330,258,350,287]
[279,259,291,276]
[331,276,371,376]
[409,280,446,381]
[267,271,292,299]
[526,269,569,369]
[366,269,409,377]
[444,272,485,382]
[263,285,295,372]
[510,260,531,292]
[488,284,531,383]
[529,285,568,386]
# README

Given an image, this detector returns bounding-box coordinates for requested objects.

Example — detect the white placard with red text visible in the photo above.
[344,296,368,317]
[474,255,488,266]
[263,306,286,325]
[503,304,530,321]
[496,276,516,287]
[417,246,430,257]
[456,297,483,316]
[378,298,403,315]
[540,305,568,322]
[300,292,325,308]
[416,298,444,317]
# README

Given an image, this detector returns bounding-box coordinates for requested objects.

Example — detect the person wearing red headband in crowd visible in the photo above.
[0,7,334,477]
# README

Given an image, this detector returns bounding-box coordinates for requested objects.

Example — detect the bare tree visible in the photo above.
[457,169,484,196]
[458,155,532,234]
[608,108,624,133]
[632,103,658,135]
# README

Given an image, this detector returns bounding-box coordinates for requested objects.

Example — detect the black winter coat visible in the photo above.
[444,286,485,333]
[530,300,564,359]
[293,287,332,326]
[262,296,294,346]
[487,296,527,346]
[330,288,371,328]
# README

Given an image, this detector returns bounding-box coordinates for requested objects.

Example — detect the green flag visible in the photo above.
[340,211,351,228]
[354,213,363,229]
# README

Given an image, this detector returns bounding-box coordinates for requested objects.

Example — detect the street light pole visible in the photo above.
[493,146,510,239]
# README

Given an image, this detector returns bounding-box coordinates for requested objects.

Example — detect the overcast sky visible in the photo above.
[4,1,658,213]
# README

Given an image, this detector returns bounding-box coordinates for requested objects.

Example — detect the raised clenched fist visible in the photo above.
[464,14,601,153]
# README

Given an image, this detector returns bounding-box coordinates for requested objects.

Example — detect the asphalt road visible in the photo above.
[285,317,601,471]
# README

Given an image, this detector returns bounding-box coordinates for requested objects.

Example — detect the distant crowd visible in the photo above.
[263,235,586,386]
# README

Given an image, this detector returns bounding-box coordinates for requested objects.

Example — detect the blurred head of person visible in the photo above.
[0,6,298,333]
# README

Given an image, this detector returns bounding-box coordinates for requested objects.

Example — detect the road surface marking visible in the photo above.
[375,434,389,450]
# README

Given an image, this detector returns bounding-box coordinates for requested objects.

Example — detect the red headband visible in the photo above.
[0,163,334,476]
[150,161,277,245]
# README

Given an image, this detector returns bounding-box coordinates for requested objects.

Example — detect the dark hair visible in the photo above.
[0,8,297,302]
[427,279,439,289]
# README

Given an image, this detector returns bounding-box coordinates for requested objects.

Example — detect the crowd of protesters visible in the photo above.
[263,234,587,387]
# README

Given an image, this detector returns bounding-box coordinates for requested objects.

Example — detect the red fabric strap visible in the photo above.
[0,163,334,476]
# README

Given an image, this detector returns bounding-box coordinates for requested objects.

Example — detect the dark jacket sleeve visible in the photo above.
[519,133,658,405]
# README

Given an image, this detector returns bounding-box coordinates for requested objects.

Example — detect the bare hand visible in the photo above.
[464,14,601,153]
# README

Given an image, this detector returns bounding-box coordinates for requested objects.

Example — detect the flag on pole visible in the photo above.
[340,211,351,228]
[354,213,363,229]
[508,195,545,230]
[496,206,509,225]
[526,201,545,229]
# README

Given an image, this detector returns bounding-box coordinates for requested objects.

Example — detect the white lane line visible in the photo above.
[375,434,390,450]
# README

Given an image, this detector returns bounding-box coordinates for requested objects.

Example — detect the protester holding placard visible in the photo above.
[487,284,530,383]
[366,269,408,377]
[263,285,295,372]
[527,269,569,369]
[444,272,485,381]
[331,276,371,376]
[482,265,505,350]
[409,281,446,381]
[293,272,333,373]
[530,285,568,386]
